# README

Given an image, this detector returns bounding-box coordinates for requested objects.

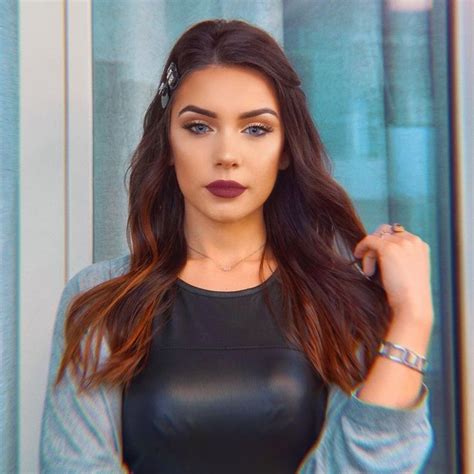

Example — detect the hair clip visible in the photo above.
[158,62,180,109]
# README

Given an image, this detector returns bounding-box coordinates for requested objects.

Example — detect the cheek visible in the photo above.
[249,162,280,199]
[170,133,202,172]
[254,146,283,177]
[172,156,209,202]
[173,159,199,194]
[171,136,211,173]
[261,135,284,166]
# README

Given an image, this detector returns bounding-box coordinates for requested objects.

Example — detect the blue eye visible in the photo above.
[183,122,210,135]
[245,124,273,137]
[182,122,273,137]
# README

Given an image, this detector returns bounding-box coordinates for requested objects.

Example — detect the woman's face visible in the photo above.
[168,65,288,224]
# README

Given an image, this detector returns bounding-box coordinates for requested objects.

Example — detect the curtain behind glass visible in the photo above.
[283,3,454,471]
[92,1,455,471]
[0,1,19,473]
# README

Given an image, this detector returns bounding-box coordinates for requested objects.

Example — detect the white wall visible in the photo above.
[19,1,93,471]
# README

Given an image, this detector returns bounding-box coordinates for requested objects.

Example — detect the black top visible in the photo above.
[121,270,328,474]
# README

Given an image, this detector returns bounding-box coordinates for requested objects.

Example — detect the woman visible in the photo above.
[40,18,434,473]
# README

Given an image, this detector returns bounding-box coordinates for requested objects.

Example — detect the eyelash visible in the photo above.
[182,120,273,137]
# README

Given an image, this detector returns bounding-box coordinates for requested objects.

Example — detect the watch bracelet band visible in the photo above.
[378,340,428,374]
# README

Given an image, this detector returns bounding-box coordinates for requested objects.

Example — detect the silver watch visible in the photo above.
[378,340,428,374]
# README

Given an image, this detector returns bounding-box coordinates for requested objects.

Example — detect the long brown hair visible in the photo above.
[55,18,392,395]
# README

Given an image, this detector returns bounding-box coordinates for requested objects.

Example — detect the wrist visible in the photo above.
[378,340,428,374]
[390,303,434,329]
[384,317,432,358]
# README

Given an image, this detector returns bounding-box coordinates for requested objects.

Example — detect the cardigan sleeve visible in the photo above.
[296,381,434,473]
[39,263,128,474]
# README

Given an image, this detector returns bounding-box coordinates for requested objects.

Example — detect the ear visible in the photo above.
[279,151,290,170]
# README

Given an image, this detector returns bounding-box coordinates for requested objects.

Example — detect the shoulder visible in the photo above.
[52,253,132,363]
[69,253,131,293]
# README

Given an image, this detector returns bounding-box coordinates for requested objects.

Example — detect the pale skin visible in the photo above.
[353,224,434,409]
[169,65,288,289]
[168,65,433,410]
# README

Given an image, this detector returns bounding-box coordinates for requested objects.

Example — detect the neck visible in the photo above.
[183,209,269,266]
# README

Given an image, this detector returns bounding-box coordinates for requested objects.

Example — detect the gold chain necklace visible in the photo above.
[186,241,267,272]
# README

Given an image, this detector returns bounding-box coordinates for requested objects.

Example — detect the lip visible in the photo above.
[205,180,247,198]
[206,180,246,189]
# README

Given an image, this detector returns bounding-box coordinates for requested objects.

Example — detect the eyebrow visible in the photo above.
[177,105,279,119]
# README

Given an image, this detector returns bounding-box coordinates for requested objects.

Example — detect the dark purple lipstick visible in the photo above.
[205,180,247,198]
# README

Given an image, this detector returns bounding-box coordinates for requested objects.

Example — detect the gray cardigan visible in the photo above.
[39,254,434,473]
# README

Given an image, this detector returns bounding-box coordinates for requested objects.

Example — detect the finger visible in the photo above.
[353,234,387,258]
[373,224,415,242]
[354,225,386,258]
[362,251,377,276]
[373,223,392,235]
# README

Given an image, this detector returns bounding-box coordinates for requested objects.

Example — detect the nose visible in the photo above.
[213,129,243,168]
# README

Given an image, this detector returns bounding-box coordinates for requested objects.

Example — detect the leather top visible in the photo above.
[121,270,328,474]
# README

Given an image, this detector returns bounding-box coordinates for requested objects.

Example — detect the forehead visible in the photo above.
[171,65,280,116]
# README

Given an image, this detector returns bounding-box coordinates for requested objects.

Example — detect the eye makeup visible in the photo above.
[182,120,274,136]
